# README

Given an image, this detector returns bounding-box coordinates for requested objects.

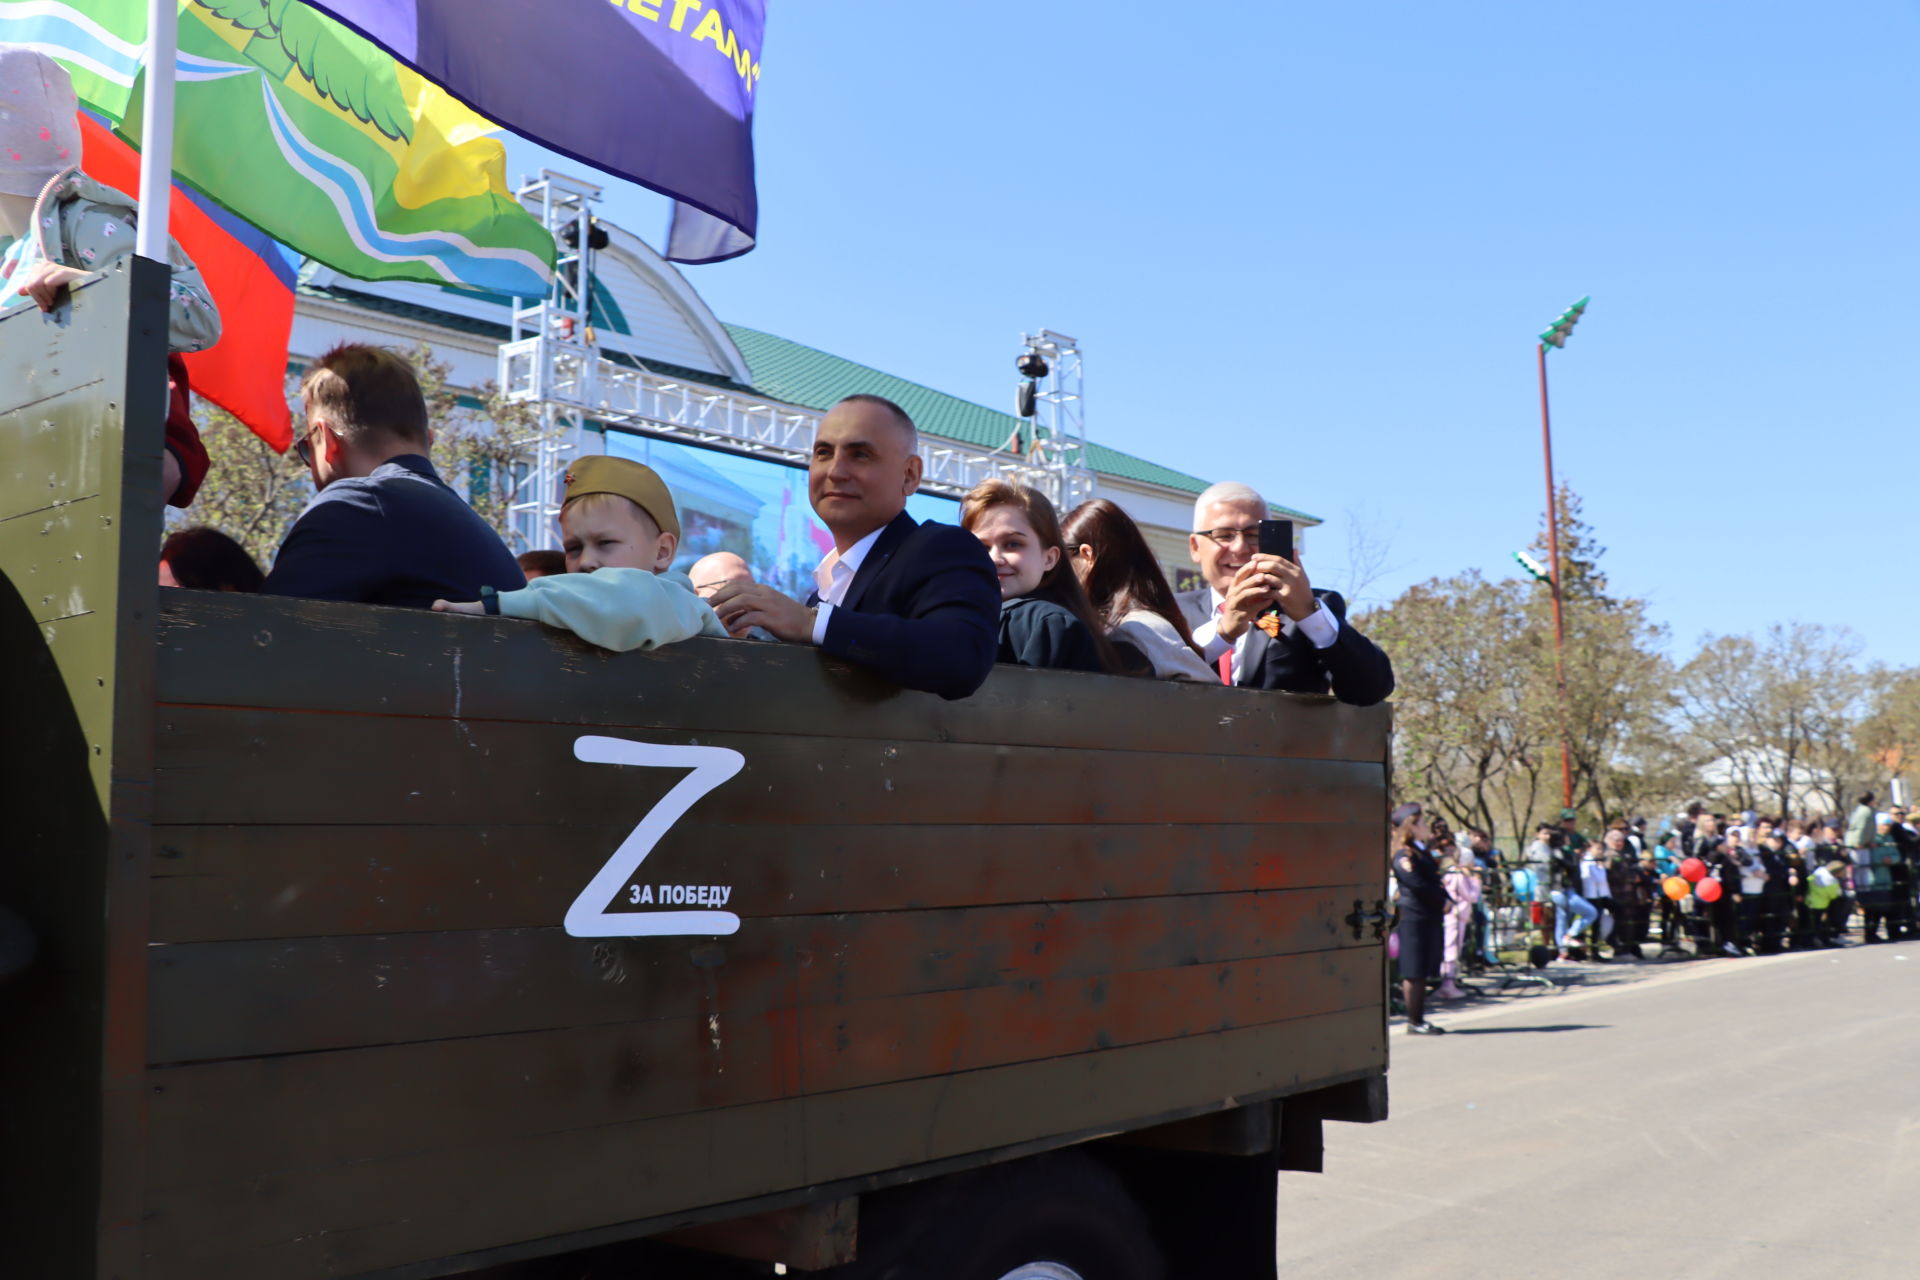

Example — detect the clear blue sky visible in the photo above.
[506,1,1920,667]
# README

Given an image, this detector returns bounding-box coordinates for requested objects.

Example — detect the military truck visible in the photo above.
[0,261,1392,1280]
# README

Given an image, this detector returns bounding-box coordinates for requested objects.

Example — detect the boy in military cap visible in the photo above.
[433,455,727,650]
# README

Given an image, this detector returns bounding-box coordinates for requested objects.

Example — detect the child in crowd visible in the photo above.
[1436,838,1479,1000]
[1805,860,1847,946]
[1577,838,1616,960]
[960,479,1119,674]
[0,47,219,508]
[433,456,726,651]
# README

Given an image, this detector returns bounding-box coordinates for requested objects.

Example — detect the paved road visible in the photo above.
[1276,945,1920,1279]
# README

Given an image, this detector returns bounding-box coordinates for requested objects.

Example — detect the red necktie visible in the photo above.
[1215,605,1234,685]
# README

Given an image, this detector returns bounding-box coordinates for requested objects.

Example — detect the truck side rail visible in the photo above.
[1,264,1391,1280]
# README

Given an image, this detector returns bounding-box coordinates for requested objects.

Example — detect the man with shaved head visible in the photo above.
[1174,481,1393,705]
[708,395,999,699]
[690,550,770,640]
[689,550,755,597]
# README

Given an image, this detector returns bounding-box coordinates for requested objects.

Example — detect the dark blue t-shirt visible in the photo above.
[264,454,522,609]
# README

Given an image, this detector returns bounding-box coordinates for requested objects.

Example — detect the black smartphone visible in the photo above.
[1257,519,1294,562]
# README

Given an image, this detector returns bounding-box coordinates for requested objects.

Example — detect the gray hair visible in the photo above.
[1192,482,1266,530]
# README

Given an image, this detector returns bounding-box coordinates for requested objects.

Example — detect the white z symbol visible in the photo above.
[563,735,746,938]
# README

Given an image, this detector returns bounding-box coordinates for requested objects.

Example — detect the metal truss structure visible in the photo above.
[1014,329,1094,510]
[498,172,1094,547]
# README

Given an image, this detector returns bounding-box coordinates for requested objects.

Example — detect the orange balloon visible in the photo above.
[1663,876,1690,901]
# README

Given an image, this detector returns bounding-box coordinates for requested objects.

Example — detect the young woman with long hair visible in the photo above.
[1060,498,1213,682]
[960,480,1120,674]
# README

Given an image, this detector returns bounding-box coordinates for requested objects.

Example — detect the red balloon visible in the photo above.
[1694,877,1724,903]
[1680,857,1707,883]
[1662,876,1691,901]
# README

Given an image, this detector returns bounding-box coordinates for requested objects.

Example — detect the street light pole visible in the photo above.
[1535,296,1588,815]
[1537,340,1573,813]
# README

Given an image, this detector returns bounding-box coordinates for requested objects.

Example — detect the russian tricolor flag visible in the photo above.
[77,113,296,452]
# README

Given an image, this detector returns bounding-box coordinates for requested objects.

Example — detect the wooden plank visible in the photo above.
[153,590,1392,763]
[147,887,1379,1062]
[147,948,1379,1187]
[140,1007,1385,1280]
[151,705,1384,828]
[149,820,1384,941]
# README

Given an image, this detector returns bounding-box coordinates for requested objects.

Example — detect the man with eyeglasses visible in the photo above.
[265,343,522,608]
[1173,482,1393,705]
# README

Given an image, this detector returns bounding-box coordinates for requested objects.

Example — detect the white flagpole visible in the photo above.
[133,0,178,263]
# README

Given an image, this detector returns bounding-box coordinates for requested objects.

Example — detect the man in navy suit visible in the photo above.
[707,395,999,700]
[265,344,522,608]
[1173,482,1393,707]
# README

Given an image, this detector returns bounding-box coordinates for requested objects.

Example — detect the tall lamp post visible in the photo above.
[1537,296,1588,813]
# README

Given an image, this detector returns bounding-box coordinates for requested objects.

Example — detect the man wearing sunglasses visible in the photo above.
[264,343,522,609]
[1173,482,1393,706]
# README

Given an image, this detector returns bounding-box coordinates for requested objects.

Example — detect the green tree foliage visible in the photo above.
[1371,485,1681,844]
[1527,483,1615,606]
[1367,571,1549,844]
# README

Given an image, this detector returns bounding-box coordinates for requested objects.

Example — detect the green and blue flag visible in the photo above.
[6,0,556,295]
[293,0,765,262]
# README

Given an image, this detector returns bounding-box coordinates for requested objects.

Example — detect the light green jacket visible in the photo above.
[1,168,221,353]
[1844,803,1875,851]
[499,568,727,652]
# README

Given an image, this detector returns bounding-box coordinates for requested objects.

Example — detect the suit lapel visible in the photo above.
[843,512,916,612]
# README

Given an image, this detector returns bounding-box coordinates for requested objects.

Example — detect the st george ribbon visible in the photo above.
[296,0,766,263]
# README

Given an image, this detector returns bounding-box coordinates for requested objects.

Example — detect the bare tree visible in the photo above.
[409,344,550,550]
[1325,503,1404,614]
[1678,624,1871,817]
[1367,571,1552,845]
[1859,666,1920,796]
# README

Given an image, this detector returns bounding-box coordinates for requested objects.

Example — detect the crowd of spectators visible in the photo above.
[1391,797,1920,1033]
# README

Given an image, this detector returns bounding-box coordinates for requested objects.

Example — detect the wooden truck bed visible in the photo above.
[0,262,1389,1280]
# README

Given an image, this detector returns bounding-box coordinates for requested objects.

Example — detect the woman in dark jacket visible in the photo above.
[961,479,1120,674]
[1391,803,1448,1035]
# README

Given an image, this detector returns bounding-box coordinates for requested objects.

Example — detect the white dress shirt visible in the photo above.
[1580,857,1612,900]
[1189,588,1340,683]
[809,523,888,646]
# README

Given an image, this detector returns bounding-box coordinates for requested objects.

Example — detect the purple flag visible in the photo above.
[298,0,765,262]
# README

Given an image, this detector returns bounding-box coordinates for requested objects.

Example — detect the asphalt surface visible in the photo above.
[1276,944,1920,1279]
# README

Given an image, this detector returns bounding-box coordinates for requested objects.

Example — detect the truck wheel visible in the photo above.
[831,1151,1165,1280]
